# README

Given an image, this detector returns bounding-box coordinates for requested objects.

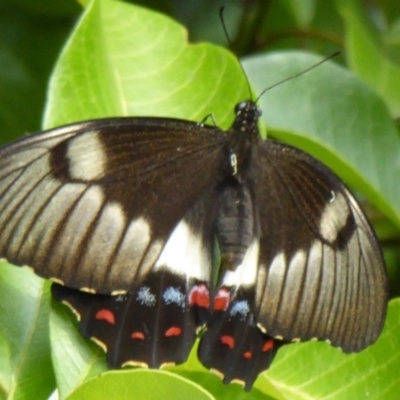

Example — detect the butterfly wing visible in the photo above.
[51,272,206,369]
[198,286,283,391]
[0,117,226,294]
[255,140,387,351]
[199,139,387,389]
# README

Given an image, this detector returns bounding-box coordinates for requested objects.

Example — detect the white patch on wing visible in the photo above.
[30,183,88,263]
[154,220,209,281]
[110,216,156,282]
[138,240,164,278]
[0,153,53,248]
[308,243,336,335]
[319,191,349,242]
[292,240,323,328]
[67,131,106,180]
[275,249,307,322]
[0,148,49,179]
[0,155,49,219]
[48,185,105,275]
[221,240,259,287]
[80,201,126,287]
[5,177,62,256]
[264,252,287,320]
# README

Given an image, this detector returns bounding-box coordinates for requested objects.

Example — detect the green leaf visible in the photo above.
[266,299,400,399]
[0,264,55,400]
[43,0,248,129]
[336,0,400,117]
[174,365,280,400]
[243,51,400,228]
[65,369,214,400]
[50,301,108,400]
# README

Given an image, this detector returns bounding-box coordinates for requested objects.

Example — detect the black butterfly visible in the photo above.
[0,100,387,390]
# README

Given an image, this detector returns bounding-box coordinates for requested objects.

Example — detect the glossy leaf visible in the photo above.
[65,370,214,400]
[50,301,108,400]
[266,299,400,399]
[336,0,400,117]
[43,0,248,129]
[0,264,55,400]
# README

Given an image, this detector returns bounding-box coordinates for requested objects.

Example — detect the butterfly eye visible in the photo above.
[234,101,248,114]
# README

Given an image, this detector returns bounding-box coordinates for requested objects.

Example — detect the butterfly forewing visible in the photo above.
[254,140,387,351]
[0,117,226,294]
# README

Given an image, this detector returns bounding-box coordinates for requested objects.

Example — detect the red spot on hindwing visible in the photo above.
[262,339,274,352]
[188,284,210,308]
[165,327,182,337]
[243,351,252,359]
[220,335,235,349]
[213,288,230,311]
[131,331,145,340]
[95,309,115,325]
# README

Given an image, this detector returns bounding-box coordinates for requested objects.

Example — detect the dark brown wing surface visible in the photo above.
[0,117,226,294]
[254,140,387,351]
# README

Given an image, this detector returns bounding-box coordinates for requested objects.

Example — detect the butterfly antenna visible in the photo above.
[255,51,340,103]
[220,7,254,100]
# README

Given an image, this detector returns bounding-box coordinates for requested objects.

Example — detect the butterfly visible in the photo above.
[0,99,388,390]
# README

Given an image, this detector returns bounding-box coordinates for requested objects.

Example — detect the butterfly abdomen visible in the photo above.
[215,182,256,270]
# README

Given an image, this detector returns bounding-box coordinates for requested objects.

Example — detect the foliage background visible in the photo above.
[0,0,400,399]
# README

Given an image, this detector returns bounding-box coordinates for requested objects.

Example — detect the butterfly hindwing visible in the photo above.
[52,272,199,368]
[198,287,282,391]
[0,117,226,294]
[51,191,217,368]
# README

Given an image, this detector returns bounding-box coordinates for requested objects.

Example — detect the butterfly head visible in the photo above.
[232,101,262,137]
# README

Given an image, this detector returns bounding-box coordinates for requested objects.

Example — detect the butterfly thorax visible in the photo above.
[227,100,262,176]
